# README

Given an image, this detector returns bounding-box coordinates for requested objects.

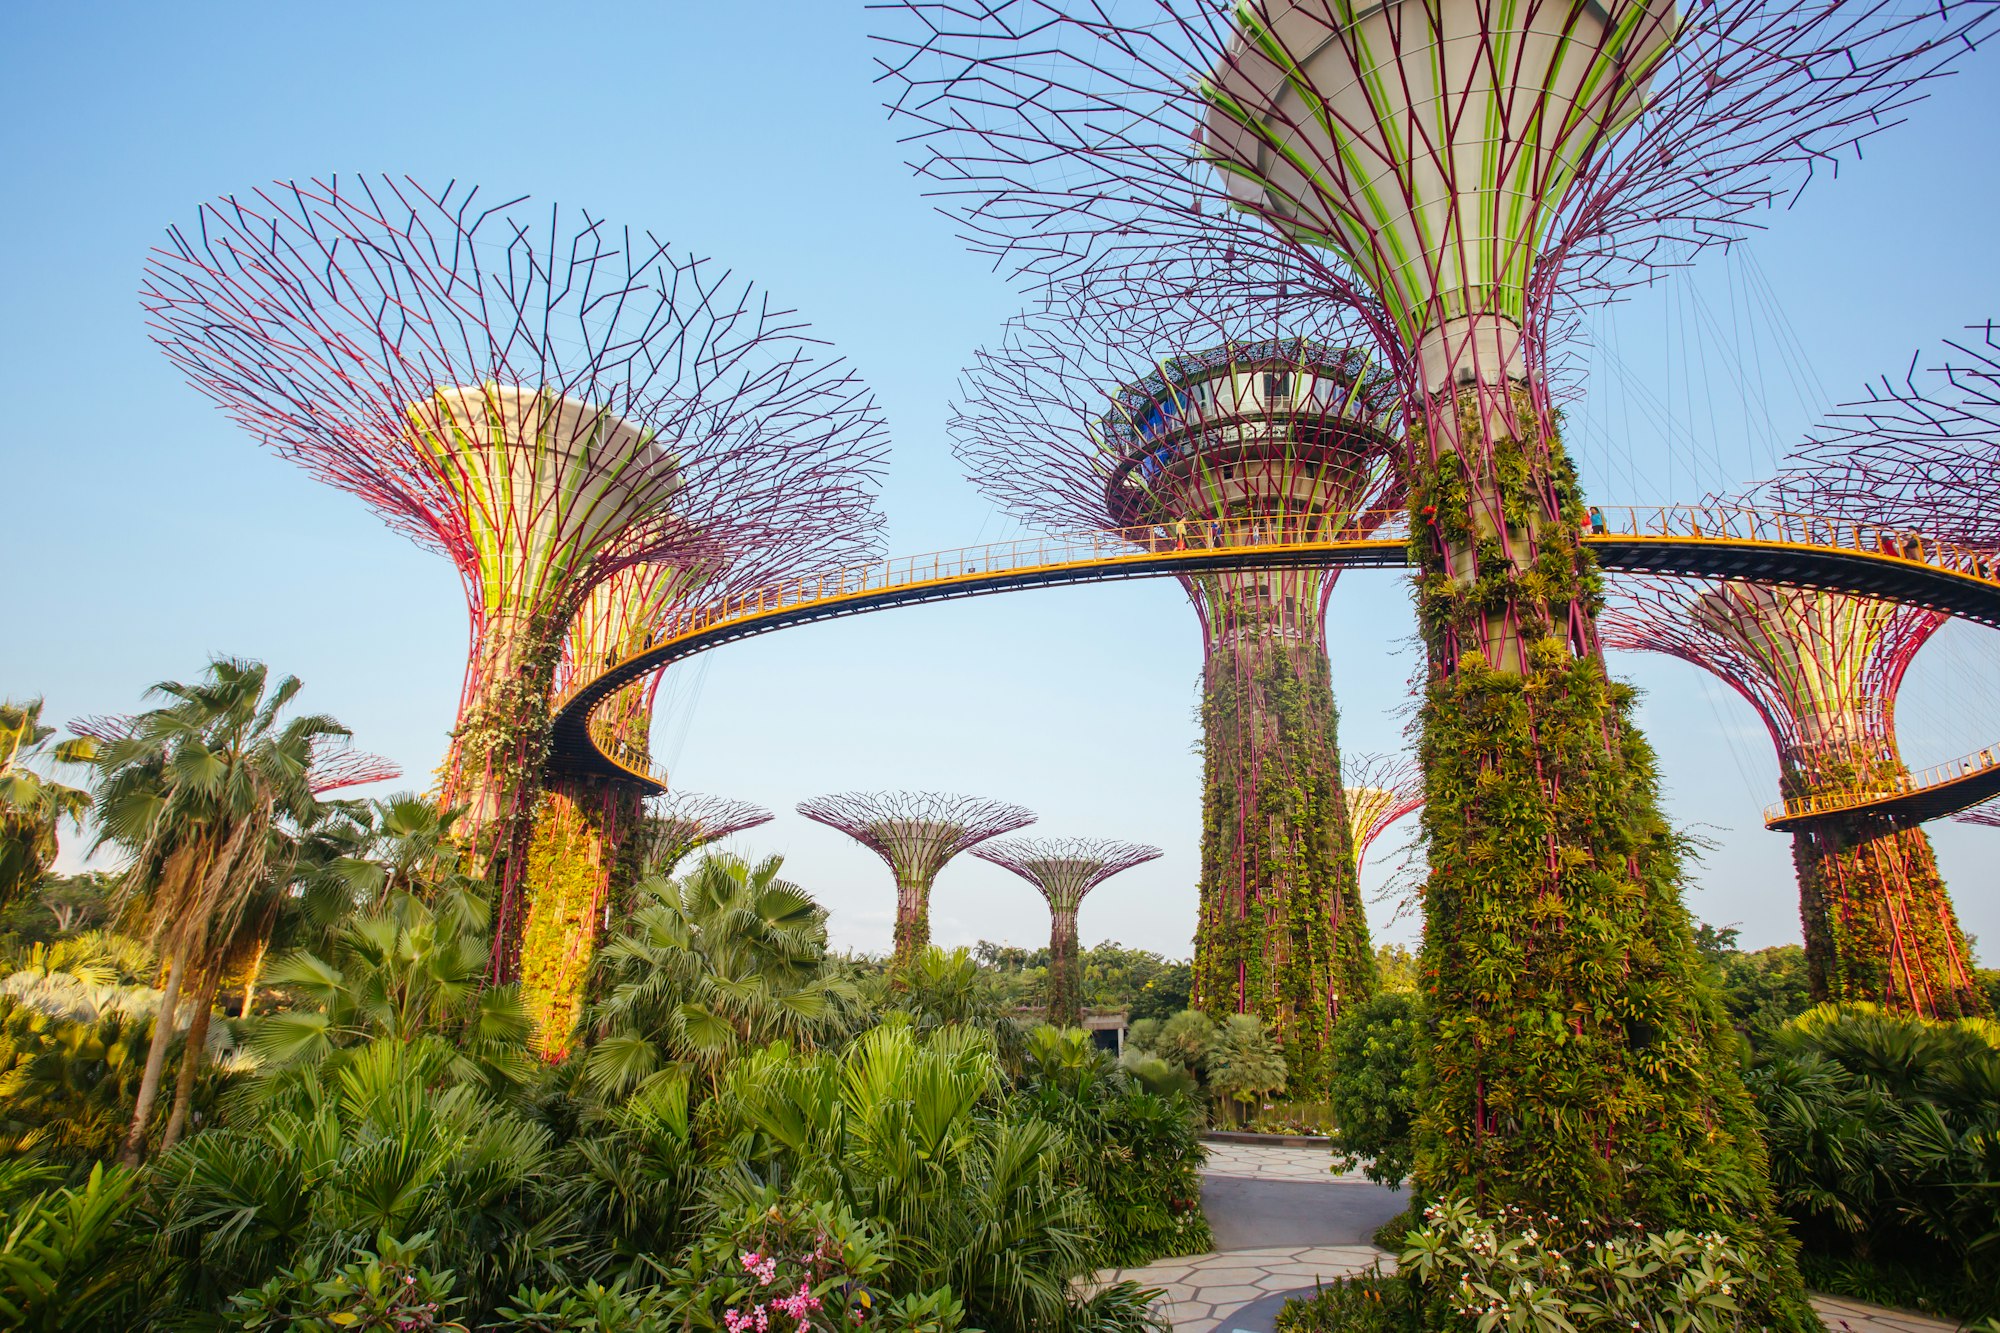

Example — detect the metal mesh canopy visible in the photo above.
[956,251,1400,537]
[68,715,399,796]
[1340,752,1423,869]
[797,791,1037,884]
[142,175,890,625]
[1602,578,1945,779]
[638,791,774,875]
[972,836,1163,911]
[1775,321,2000,549]
[880,0,1993,384]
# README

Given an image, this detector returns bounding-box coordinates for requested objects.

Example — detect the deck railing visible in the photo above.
[1763,744,2000,824]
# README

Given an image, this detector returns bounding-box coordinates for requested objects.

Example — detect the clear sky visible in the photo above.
[6,2,1998,964]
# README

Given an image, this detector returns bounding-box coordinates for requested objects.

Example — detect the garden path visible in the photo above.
[1093,1141,1965,1333]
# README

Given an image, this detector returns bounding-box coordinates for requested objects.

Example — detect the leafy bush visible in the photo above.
[1325,991,1421,1186]
[1152,1010,1218,1076]
[1276,1276,1420,1333]
[1276,1199,1765,1333]
[1206,1013,1289,1120]
[0,1161,148,1331]
[701,1022,1110,1333]
[223,1230,468,1331]
[147,1035,568,1321]
[1017,1026,1211,1265]
[1748,1004,2000,1319]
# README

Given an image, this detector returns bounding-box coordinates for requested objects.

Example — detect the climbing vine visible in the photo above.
[1404,388,1815,1330]
[518,784,610,1061]
[1788,817,1986,1018]
[1191,621,1375,1095]
[447,618,565,974]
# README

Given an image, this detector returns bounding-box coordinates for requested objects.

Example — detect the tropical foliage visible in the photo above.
[0,658,1202,1332]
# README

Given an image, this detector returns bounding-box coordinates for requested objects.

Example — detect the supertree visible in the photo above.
[797,792,1035,963]
[954,268,1400,1086]
[1602,579,1985,1017]
[876,0,1993,1276]
[972,836,1163,1025]
[1340,753,1424,876]
[142,176,889,989]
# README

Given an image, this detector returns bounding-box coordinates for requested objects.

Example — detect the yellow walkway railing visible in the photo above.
[551,502,2000,826]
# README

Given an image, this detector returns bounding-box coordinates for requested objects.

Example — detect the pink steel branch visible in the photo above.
[69,715,400,797]
[1340,752,1424,875]
[643,791,775,875]
[1599,580,1944,786]
[1778,321,2000,550]
[879,0,1989,355]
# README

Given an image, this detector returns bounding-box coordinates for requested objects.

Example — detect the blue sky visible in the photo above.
[6,2,1998,963]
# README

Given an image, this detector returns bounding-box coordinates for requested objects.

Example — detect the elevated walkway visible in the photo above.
[547,504,2000,830]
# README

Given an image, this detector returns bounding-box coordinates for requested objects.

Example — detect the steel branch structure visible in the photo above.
[1339,753,1423,875]
[69,716,400,797]
[636,791,775,878]
[1602,579,1984,1017]
[797,791,1035,963]
[141,175,889,992]
[955,272,1397,1085]
[874,0,1994,1256]
[1953,801,2000,829]
[972,836,1163,1025]
[1777,321,2000,549]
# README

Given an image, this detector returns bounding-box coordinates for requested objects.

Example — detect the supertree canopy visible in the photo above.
[633,791,774,879]
[1603,579,1985,1018]
[972,836,1163,1026]
[142,175,889,988]
[1777,321,2000,548]
[1339,753,1423,875]
[877,0,1995,1287]
[797,792,1036,963]
[954,274,1400,1088]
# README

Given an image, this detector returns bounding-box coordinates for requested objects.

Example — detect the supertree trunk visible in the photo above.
[1192,594,1370,1094]
[1047,904,1082,1028]
[1781,746,1985,1017]
[1408,383,1789,1268]
[1793,821,1984,1016]
[892,868,934,965]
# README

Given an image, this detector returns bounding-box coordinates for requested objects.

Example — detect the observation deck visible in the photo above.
[547,503,2000,832]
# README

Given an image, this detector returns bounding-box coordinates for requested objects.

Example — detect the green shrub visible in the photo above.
[1325,991,1421,1186]
[1206,1013,1288,1122]
[701,1023,1102,1333]
[1152,1010,1218,1076]
[1748,1004,2000,1319]
[1276,1276,1419,1333]
[1019,1026,1211,1265]
[1399,1197,1754,1331]
[0,1162,148,1331]
[223,1231,468,1331]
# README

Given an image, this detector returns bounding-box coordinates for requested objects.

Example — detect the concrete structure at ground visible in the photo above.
[1092,1139,1963,1333]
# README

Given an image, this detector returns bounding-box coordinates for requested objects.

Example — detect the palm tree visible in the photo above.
[0,699,93,909]
[83,658,347,1166]
[242,889,533,1100]
[583,853,856,1096]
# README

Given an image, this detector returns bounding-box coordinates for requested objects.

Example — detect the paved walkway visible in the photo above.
[1092,1140,1965,1333]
